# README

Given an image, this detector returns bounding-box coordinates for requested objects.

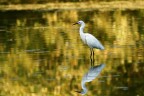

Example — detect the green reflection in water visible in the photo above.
[0,9,144,96]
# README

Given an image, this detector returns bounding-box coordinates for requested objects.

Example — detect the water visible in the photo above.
[0,9,144,96]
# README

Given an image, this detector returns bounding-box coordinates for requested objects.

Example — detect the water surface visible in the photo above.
[0,9,144,96]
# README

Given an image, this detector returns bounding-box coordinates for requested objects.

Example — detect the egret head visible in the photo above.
[73,20,85,25]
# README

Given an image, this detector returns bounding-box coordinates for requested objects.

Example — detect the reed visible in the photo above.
[0,1,144,11]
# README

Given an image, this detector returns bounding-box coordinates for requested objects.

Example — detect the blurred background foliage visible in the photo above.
[0,0,138,4]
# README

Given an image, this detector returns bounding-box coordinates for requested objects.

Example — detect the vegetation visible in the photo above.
[0,1,144,11]
[0,0,139,4]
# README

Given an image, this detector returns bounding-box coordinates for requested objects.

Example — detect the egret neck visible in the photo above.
[81,81,88,95]
[79,22,85,34]
[79,22,86,44]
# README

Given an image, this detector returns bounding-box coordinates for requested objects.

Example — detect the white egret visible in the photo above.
[73,20,104,65]
[76,64,105,95]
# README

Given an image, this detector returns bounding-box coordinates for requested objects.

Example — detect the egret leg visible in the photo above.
[92,48,95,66]
[90,49,92,66]
[90,48,93,66]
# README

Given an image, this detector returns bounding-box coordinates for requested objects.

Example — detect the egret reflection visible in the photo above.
[76,64,105,95]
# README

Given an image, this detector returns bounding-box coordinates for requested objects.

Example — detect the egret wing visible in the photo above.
[82,64,105,83]
[85,33,104,50]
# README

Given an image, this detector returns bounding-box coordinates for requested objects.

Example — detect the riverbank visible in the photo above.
[0,1,144,11]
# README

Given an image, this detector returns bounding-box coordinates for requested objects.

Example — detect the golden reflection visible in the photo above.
[0,9,144,96]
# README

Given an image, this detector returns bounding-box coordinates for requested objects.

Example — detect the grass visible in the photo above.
[0,1,144,11]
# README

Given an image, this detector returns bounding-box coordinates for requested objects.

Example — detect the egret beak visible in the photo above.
[75,90,81,93]
[73,22,78,25]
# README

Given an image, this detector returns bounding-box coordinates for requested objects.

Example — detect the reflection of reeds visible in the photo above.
[1,1,144,11]
[0,9,144,96]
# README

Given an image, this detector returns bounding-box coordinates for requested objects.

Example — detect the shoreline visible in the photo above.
[0,1,144,11]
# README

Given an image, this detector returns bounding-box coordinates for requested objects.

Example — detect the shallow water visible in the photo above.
[0,9,144,96]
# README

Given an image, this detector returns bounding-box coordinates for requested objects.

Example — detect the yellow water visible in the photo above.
[0,9,144,96]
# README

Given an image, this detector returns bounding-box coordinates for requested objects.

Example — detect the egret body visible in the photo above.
[73,20,104,65]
